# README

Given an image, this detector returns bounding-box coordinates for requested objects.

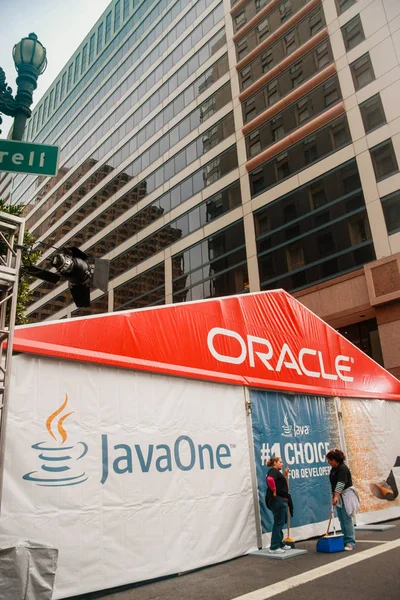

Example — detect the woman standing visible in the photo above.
[326,449,356,551]
[265,456,292,554]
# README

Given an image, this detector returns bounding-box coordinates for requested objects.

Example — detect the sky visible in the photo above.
[0,0,112,136]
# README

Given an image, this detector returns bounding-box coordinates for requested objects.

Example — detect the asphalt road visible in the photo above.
[68,518,400,600]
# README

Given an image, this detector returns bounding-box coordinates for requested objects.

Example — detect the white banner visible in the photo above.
[0,355,257,599]
[339,397,400,525]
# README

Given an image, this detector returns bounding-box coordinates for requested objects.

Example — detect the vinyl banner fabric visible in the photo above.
[250,390,341,543]
[13,291,400,400]
[339,398,400,524]
[0,355,257,599]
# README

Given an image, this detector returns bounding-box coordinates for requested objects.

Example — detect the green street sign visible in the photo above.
[0,138,59,176]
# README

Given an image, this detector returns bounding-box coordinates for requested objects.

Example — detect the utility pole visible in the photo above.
[0,210,24,514]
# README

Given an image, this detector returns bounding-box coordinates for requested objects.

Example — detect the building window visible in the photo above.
[324,78,340,106]
[241,66,252,89]
[271,117,284,141]
[234,10,246,30]
[257,17,270,42]
[261,49,273,72]
[304,135,318,164]
[338,318,383,365]
[267,80,279,105]
[370,140,399,181]
[37,105,42,129]
[290,62,303,87]
[97,23,104,53]
[123,0,130,20]
[42,98,48,124]
[335,0,357,15]
[114,0,121,31]
[350,53,375,90]
[89,34,95,64]
[81,44,88,74]
[315,42,330,68]
[237,38,248,61]
[276,152,290,180]
[256,0,268,10]
[105,12,112,43]
[67,63,73,92]
[48,90,54,116]
[74,54,80,83]
[348,214,370,245]
[359,94,386,133]
[244,97,256,121]
[280,0,292,22]
[342,15,365,51]
[309,181,326,209]
[54,81,60,107]
[284,30,296,55]
[296,98,310,124]
[286,241,305,270]
[309,11,323,36]
[60,72,66,99]
[381,190,400,235]
[248,131,261,157]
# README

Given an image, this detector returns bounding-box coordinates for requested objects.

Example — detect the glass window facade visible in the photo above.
[114,263,165,311]
[27,146,239,306]
[245,75,342,158]
[15,1,225,208]
[234,0,309,60]
[255,160,375,292]
[242,39,334,121]
[172,220,248,303]
[238,5,326,91]
[249,115,351,197]
[27,62,231,239]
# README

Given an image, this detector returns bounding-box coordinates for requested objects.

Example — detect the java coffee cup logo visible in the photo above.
[23,394,88,487]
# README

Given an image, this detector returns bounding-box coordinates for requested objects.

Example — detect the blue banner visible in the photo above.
[250,390,341,533]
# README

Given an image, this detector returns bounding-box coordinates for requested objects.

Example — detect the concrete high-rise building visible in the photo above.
[8,0,400,377]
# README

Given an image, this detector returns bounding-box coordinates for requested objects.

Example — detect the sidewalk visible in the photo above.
[67,518,400,600]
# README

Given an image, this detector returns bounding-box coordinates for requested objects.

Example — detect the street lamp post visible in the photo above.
[0,33,47,141]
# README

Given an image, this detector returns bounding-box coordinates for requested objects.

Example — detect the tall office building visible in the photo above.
[8,0,400,377]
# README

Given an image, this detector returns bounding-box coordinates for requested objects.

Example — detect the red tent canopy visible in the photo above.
[13,290,400,400]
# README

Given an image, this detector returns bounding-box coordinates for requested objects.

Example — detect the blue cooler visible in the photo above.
[316,534,345,553]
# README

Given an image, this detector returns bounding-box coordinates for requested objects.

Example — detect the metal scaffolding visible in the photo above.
[0,210,24,514]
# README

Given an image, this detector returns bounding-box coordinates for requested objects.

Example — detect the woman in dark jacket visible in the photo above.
[265,456,291,554]
[326,449,355,550]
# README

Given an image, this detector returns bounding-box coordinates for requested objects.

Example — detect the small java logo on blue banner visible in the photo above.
[250,390,341,532]
[23,395,89,487]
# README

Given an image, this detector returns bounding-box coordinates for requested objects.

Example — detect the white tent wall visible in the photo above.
[0,355,257,599]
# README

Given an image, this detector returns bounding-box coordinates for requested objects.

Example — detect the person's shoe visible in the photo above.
[268,548,285,554]
[369,481,395,501]
[344,545,354,551]
[281,545,292,550]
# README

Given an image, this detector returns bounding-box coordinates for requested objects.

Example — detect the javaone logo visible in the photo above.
[207,328,354,382]
[23,395,88,487]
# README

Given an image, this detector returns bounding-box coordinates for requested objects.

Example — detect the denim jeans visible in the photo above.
[336,504,355,547]
[270,497,288,550]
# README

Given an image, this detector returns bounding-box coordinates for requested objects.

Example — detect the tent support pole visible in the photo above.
[244,387,263,549]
